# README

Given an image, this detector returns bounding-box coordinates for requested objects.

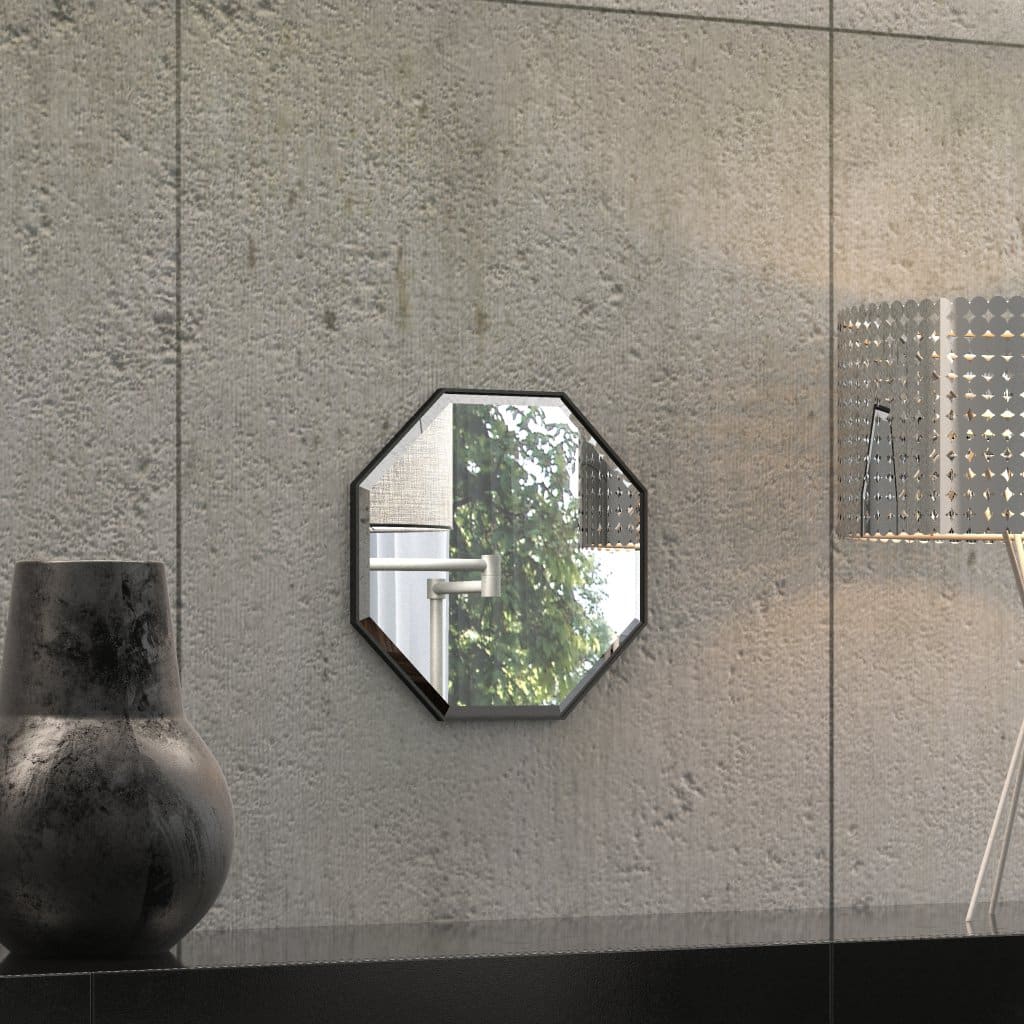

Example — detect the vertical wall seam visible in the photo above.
[175,0,183,675]
[828,0,836,1020]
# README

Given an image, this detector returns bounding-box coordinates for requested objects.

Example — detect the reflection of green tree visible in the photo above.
[448,404,614,706]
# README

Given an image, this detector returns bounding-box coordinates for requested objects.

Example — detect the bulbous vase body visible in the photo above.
[0,561,233,957]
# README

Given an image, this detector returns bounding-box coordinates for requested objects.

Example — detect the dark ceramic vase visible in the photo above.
[0,561,233,957]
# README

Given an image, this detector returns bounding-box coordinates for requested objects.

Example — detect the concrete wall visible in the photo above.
[0,0,1017,933]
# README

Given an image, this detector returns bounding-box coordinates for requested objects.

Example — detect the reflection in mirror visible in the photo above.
[352,390,645,719]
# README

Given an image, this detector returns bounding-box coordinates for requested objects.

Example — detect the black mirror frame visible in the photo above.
[350,388,647,721]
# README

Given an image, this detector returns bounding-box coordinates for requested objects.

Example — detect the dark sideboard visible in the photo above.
[4,904,1024,1023]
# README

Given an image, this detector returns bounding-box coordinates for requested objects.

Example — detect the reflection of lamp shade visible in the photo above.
[838,296,1024,539]
[580,441,641,549]
[370,405,453,530]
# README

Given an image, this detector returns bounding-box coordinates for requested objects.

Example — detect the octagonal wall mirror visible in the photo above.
[351,389,646,720]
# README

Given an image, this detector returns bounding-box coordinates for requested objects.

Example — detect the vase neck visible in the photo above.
[0,562,183,718]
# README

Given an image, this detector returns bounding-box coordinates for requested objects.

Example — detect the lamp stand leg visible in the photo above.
[990,719,1024,913]
[966,715,1024,923]
[966,532,1024,924]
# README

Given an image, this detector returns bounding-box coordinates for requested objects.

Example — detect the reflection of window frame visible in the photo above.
[367,554,500,701]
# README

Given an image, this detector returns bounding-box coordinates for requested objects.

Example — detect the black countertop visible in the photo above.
[3,904,1024,1023]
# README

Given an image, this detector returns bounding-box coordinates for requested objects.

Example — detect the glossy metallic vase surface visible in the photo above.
[0,561,233,957]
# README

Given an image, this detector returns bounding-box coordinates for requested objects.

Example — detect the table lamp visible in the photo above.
[837,294,1024,923]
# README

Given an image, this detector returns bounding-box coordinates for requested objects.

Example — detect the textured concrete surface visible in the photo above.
[833,34,1024,910]
[182,1,829,929]
[835,0,1024,44]
[0,1,177,626]
[483,0,829,28]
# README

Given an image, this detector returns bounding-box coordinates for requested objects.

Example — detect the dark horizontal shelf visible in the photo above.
[4,905,1024,1023]
[0,906,830,977]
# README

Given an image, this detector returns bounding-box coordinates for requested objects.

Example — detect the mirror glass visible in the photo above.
[352,391,645,719]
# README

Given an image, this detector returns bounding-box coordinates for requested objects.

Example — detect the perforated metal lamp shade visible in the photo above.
[838,296,1024,540]
[579,440,641,550]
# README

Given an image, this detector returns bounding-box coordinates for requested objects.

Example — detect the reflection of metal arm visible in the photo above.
[368,555,501,597]
[367,555,501,701]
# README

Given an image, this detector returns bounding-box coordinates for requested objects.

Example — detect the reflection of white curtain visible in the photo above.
[370,406,453,529]
[369,531,449,689]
